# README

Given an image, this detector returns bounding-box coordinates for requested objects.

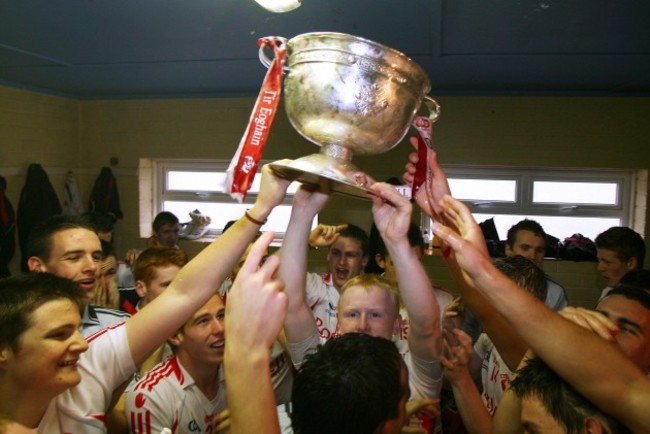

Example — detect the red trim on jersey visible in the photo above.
[135,356,184,392]
[85,321,126,343]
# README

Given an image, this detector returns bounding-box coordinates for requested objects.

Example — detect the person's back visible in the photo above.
[291,333,408,434]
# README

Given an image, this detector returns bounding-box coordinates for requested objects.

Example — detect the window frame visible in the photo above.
[420,166,636,243]
[140,158,311,245]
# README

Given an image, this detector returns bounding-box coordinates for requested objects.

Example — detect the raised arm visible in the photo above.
[369,182,441,360]
[431,194,650,433]
[277,186,331,343]
[225,232,287,434]
[407,148,529,371]
[125,165,291,365]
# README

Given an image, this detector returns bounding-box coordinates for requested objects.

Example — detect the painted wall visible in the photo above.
[1,85,649,308]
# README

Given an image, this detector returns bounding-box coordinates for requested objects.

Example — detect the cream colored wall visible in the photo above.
[1,85,649,308]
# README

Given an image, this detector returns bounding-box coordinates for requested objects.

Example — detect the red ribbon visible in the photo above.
[410,116,433,200]
[225,38,286,202]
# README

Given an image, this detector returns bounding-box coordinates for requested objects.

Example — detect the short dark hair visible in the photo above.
[336,224,370,258]
[595,227,645,268]
[152,211,179,233]
[368,223,425,274]
[506,219,547,249]
[0,273,85,352]
[494,255,548,302]
[602,284,650,310]
[26,214,96,262]
[291,333,404,434]
[510,358,630,434]
[619,269,650,291]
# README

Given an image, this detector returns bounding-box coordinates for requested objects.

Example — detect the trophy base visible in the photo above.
[269,153,372,199]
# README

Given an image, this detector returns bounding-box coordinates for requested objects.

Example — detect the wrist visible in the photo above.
[246,205,271,224]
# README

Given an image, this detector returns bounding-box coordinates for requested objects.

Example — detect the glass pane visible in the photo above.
[448,178,516,202]
[162,201,315,236]
[167,171,226,192]
[167,170,300,194]
[533,181,618,205]
[473,213,620,243]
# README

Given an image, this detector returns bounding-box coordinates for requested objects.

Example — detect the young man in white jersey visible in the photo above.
[304,223,369,339]
[279,182,443,432]
[0,166,291,433]
[125,293,228,433]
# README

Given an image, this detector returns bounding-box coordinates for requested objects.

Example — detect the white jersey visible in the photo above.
[38,323,135,433]
[126,356,227,434]
[81,303,131,338]
[474,333,514,416]
[305,272,339,340]
[217,279,294,405]
[545,276,569,311]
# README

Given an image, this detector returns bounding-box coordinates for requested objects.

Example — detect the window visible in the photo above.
[419,167,639,243]
[139,159,315,245]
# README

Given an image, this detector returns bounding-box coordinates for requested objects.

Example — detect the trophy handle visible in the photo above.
[258,37,289,69]
[423,96,441,123]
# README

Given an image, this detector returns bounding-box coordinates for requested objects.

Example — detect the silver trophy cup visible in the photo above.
[259,32,440,198]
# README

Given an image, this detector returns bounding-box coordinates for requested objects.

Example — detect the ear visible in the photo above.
[392,314,402,337]
[504,244,513,256]
[134,280,147,298]
[375,253,386,271]
[584,416,605,434]
[27,256,45,272]
[168,331,184,348]
[627,257,638,271]
[0,345,13,367]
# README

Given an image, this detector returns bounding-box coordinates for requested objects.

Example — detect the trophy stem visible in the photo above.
[268,144,372,199]
[321,143,353,162]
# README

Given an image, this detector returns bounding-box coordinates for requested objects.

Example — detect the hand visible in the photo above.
[251,163,292,217]
[214,408,230,433]
[292,184,331,219]
[432,195,490,257]
[406,398,440,419]
[308,223,347,248]
[404,137,451,220]
[369,182,413,245]
[124,248,141,267]
[559,306,618,342]
[226,232,288,352]
[440,328,474,384]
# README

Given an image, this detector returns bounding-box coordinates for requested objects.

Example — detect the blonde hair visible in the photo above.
[340,274,400,315]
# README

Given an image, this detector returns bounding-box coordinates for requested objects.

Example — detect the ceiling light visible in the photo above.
[254,0,301,13]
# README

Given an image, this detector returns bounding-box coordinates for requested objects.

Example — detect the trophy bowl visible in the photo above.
[260,32,439,198]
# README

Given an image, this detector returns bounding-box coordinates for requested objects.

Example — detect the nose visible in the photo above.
[71,330,89,354]
[83,255,98,273]
[355,314,370,333]
[211,318,225,335]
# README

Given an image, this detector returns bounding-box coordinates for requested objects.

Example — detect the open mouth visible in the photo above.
[57,359,79,367]
[210,341,225,350]
[77,278,96,291]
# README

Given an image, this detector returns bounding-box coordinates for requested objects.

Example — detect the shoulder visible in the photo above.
[133,357,185,394]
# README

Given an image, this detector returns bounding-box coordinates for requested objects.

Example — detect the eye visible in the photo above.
[344,311,358,319]
[217,311,226,321]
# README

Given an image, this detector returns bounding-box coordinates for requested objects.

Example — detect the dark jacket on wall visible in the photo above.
[0,176,16,278]
[17,164,62,272]
[88,167,123,219]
